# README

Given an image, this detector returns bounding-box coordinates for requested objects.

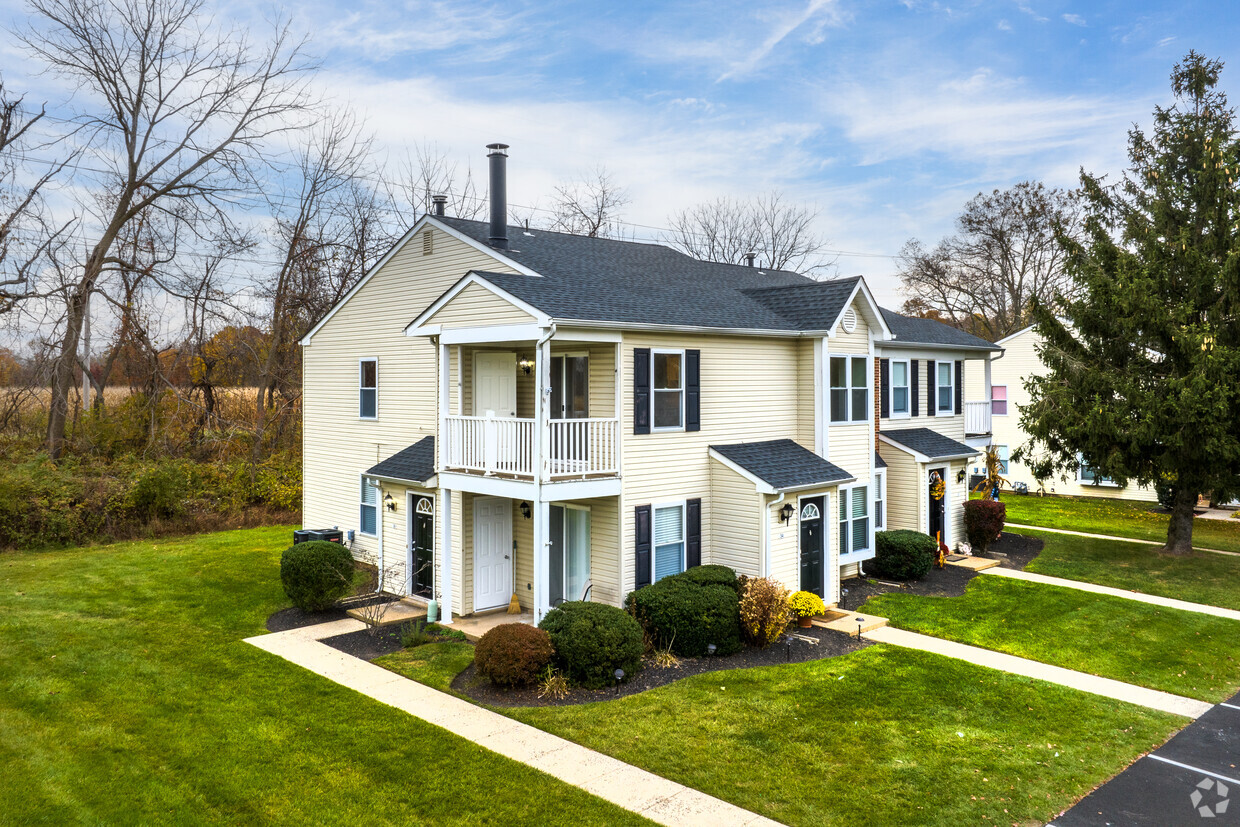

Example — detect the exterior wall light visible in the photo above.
[956,469,967,484]
[779,503,795,524]
[519,501,531,520]
[518,357,535,375]
[384,493,395,512]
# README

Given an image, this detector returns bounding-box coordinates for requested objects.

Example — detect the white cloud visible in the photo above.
[1017,3,1048,23]
[997,19,1012,31]
[717,0,847,81]
[1062,13,1087,27]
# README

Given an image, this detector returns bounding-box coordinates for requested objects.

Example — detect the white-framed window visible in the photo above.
[996,445,1010,475]
[830,355,869,423]
[838,485,871,555]
[360,478,378,536]
[891,359,909,416]
[991,385,1008,416]
[652,350,684,431]
[937,361,954,413]
[874,472,886,530]
[653,502,686,581]
[359,358,378,419]
[1077,455,1117,486]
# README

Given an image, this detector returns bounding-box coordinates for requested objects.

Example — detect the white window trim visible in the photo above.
[838,483,875,561]
[359,476,380,538]
[828,354,871,424]
[359,357,378,420]
[651,349,686,433]
[407,491,435,599]
[553,502,592,602]
[889,358,911,419]
[797,492,829,597]
[873,471,886,531]
[936,361,954,414]
[652,499,687,580]
[1076,454,1120,487]
[995,445,1010,476]
[991,384,1009,417]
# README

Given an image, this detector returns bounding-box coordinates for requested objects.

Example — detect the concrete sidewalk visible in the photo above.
[863,625,1213,719]
[1006,523,1240,557]
[981,566,1240,621]
[245,621,778,827]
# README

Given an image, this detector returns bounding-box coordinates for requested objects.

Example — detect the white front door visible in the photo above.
[474,352,517,417]
[473,496,512,611]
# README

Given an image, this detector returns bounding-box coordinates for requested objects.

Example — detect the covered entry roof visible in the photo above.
[879,428,979,462]
[710,439,855,493]
[365,437,436,485]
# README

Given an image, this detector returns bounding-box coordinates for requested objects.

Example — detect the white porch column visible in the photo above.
[533,498,550,622]
[984,355,993,405]
[439,341,450,470]
[439,488,454,624]
[532,333,552,622]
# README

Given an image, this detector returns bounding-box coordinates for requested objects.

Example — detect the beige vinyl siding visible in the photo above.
[452,342,615,419]
[876,352,977,439]
[619,332,803,593]
[796,338,817,450]
[708,461,763,577]
[965,328,1156,502]
[766,487,841,604]
[824,299,874,480]
[947,458,969,545]
[826,424,871,479]
[301,225,517,598]
[425,281,535,328]
[879,445,921,533]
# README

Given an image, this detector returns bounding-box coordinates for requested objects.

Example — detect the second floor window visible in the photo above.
[891,360,909,415]
[360,359,377,419]
[830,356,869,423]
[653,351,684,429]
[936,362,954,413]
[991,385,1008,416]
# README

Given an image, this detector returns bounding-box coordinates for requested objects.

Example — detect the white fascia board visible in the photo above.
[367,473,438,489]
[437,471,533,499]
[708,449,778,495]
[994,324,1035,346]
[543,477,623,501]
[851,278,895,339]
[877,341,1000,355]
[550,327,623,343]
[435,323,545,345]
[404,271,551,334]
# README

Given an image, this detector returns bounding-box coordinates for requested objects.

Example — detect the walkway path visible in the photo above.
[245,620,777,827]
[862,626,1212,719]
[1006,522,1240,557]
[981,567,1240,621]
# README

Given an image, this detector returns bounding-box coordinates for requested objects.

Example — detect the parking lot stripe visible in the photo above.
[1219,702,1240,711]
[1146,754,1240,785]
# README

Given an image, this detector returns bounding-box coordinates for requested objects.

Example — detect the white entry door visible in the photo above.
[473,497,513,611]
[474,352,517,417]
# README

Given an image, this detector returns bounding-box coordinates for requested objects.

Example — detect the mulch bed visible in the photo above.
[321,623,409,661]
[843,532,1044,607]
[452,626,873,708]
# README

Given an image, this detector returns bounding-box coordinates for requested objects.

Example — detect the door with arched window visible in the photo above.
[408,495,434,598]
[799,496,825,597]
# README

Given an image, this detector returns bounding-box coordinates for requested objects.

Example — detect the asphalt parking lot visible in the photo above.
[1053,691,1239,825]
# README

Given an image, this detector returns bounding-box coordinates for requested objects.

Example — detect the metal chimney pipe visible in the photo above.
[743,251,757,267]
[487,143,509,249]
[432,194,447,216]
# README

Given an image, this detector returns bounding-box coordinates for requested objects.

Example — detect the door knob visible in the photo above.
[504,555,510,559]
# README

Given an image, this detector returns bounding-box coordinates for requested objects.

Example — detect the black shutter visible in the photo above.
[685,350,701,432]
[633,349,650,435]
[880,358,890,419]
[926,359,936,417]
[634,505,652,588]
[954,361,963,415]
[686,498,702,567]
[910,359,920,417]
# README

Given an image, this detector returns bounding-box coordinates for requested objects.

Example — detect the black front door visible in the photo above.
[928,468,946,543]
[799,496,825,597]
[410,498,434,598]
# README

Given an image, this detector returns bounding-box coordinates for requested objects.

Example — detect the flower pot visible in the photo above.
[797,616,813,628]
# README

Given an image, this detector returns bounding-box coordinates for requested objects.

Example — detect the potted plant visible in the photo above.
[788,591,827,628]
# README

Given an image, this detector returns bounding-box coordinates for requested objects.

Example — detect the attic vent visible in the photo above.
[422,229,433,256]
[841,307,858,333]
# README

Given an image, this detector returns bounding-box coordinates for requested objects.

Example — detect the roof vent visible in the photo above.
[487,143,509,250]
[841,307,858,333]
[743,251,757,267]
[431,194,447,216]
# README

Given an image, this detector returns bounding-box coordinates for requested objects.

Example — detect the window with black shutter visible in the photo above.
[633,349,650,434]
[634,504,652,588]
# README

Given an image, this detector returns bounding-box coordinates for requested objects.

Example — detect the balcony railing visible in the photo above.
[444,414,619,479]
[964,400,992,436]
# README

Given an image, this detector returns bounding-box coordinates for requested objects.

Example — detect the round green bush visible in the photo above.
[673,564,741,593]
[280,540,356,612]
[475,623,554,687]
[628,574,742,657]
[870,530,936,581]
[538,601,644,689]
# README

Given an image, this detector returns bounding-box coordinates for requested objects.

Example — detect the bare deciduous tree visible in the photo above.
[897,181,1081,341]
[665,190,834,275]
[22,0,315,458]
[549,167,630,238]
[389,142,485,222]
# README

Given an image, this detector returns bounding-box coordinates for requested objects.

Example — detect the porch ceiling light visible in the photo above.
[518,357,535,375]
[779,503,795,524]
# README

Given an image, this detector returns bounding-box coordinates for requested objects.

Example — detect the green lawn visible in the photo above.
[1019,528,1240,611]
[506,647,1180,827]
[377,642,476,692]
[865,576,1240,703]
[0,527,648,825]
[991,491,1240,552]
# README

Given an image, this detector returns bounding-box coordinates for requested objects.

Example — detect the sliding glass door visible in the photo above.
[549,504,591,605]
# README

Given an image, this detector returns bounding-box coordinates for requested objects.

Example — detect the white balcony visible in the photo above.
[444,414,619,480]
[964,400,992,436]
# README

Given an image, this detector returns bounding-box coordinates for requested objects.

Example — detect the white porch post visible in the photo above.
[533,333,552,621]
[983,355,993,408]
[439,489,454,624]
[439,341,450,470]
[533,498,550,621]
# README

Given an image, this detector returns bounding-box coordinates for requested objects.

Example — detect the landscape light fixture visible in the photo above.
[856,617,864,640]
[614,668,625,695]
[519,501,531,520]
[706,643,717,656]
[779,503,795,524]
[519,357,535,375]
[384,493,395,512]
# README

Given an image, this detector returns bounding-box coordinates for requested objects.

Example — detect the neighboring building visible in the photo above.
[963,325,1157,502]
[300,145,1003,625]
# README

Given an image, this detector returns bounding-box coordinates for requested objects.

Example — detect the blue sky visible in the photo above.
[3,0,1238,306]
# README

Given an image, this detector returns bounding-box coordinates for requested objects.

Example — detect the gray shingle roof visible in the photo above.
[711,439,855,491]
[365,437,435,483]
[880,308,1001,351]
[881,428,979,460]
[875,451,887,469]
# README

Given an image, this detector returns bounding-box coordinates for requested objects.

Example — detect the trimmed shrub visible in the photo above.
[475,623,554,687]
[539,601,644,689]
[627,574,742,657]
[787,590,826,619]
[674,564,742,593]
[964,499,1007,553]
[871,530,936,580]
[738,576,791,647]
[280,540,355,612]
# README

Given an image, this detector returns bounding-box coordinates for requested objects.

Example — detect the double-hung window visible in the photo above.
[653,351,684,430]
[360,479,378,536]
[874,473,885,530]
[829,356,869,422]
[653,503,685,581]
[839,486,871,555]
[996,445,1010,475]
[891,360,909,416]
[991,385,1008,416]
[1078,455,1115,486]
[936,362,953,413]
[359,358,378,419]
